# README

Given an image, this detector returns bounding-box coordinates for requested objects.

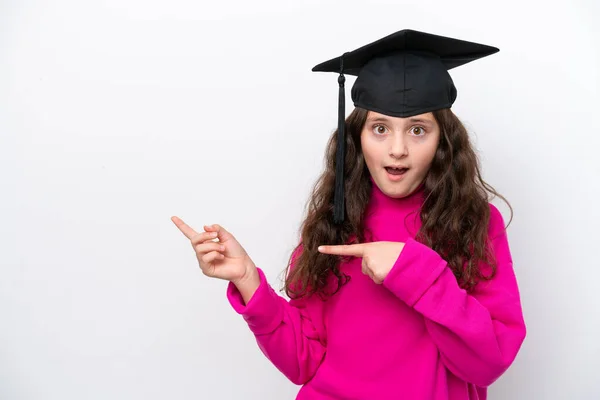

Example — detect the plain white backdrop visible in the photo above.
[1,0,599,399]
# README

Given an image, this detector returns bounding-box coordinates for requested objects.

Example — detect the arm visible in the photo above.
[382,204,526,387]
[226,245,327,385]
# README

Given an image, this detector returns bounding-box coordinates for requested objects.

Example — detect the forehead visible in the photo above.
[365,110,436,125]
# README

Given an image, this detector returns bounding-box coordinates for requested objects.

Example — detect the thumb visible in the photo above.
[205,224,236,242]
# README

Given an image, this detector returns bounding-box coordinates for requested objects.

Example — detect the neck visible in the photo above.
[364,175,426,242]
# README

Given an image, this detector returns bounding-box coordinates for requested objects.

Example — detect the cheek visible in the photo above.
[362,143,386,171]
[413,144,437,170]
[413,142,438,170]
[361,135,376,166]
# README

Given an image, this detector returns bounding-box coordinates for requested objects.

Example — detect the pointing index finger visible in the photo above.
[171,216,199,240]
[318,243,365,257]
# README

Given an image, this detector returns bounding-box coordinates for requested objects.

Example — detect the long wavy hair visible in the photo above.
[283,107,513,300]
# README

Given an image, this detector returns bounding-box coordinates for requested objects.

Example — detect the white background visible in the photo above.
[2,0,599,399]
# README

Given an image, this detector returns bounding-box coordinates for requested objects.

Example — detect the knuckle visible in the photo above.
[191,232,210,245]
[194,242,214,254]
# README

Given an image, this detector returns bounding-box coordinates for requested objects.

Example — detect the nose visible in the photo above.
[389,132,408,158]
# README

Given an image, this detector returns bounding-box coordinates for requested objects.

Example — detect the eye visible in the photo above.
[411,126,426,136]
[372,124,388,135]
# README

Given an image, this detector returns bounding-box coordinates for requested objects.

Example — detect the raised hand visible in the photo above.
[171,216,257,286]
[318,241,405,284]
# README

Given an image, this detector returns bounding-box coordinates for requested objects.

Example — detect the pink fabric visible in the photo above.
[227,178,526,399]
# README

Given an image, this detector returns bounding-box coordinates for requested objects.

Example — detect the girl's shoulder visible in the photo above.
[487,202,509,240]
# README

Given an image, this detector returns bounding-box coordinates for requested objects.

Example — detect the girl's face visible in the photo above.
[361,110,440,198]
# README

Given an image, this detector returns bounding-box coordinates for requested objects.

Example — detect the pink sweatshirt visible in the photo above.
[227,178,526,399]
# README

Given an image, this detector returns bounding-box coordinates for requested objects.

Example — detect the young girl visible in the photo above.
[172,29,526,400]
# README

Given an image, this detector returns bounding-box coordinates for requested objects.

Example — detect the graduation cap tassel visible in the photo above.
[312,29,498,226]
[333,53,347,225]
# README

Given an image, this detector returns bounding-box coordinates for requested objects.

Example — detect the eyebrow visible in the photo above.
[366,116,435,127]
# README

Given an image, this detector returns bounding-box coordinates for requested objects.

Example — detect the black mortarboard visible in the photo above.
[312,29,499,224]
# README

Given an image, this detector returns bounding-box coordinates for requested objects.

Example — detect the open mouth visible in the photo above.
[385,167,409,176]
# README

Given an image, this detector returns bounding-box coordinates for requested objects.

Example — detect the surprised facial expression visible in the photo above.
[361,110,440,198]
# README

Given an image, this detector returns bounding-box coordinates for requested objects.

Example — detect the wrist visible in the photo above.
[234,258,257,284]
[233,263,260,305]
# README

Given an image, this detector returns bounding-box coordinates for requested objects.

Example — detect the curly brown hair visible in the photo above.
[283,107,513,300]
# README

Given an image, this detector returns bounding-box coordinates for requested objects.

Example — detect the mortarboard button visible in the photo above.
[312,29,499,224]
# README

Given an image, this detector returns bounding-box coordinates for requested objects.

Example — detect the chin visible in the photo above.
[387,187,412,198]
[380,181,412,197]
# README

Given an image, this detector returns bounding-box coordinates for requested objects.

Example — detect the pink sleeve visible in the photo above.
[382,203,526,387]
[226,245,326,385]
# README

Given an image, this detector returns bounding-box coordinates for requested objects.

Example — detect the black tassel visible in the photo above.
[333,53,347,225]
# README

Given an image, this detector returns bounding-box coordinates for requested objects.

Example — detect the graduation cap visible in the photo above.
[312,29,499,224]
